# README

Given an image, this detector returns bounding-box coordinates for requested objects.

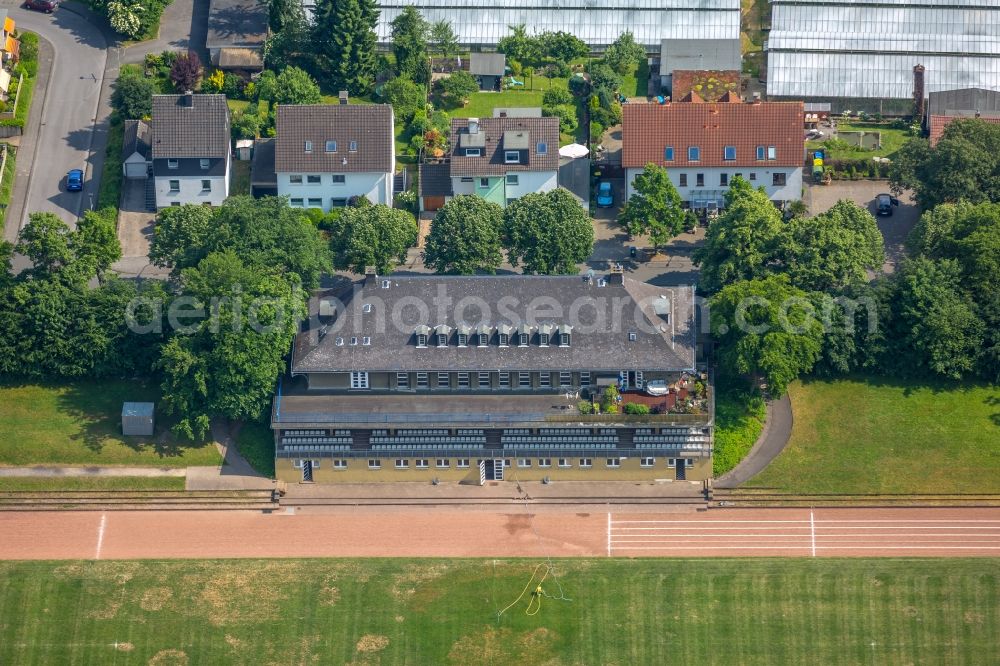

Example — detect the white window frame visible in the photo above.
[537,142,548,155]
[368,459,381,469]
[395,458,409,469]
[517,458,531,468]
[668,458,677,468]
[396,372,409,389]
[506,174,519,186]
[289,198,304,207]
[325,140,337,152]
[767,145,777,160]
[307,174,321,184]
[289,174,303,184]
[167,159,179,170]
[307,197,322,208]
[200,179,212,192]
[436,372,450,389]
[688,146,700,161]
[559,333,570,347]
[580,372,591,387]
[558,458,571,468]
[559,371,571,387]
[415,459,429,469]
[477,333,489,347]
[350,371,369,389]
[169,180,180,192]
[756,145,766,160]
[457,372,470,388]
[331,174,346,184]
[416,333,427,348]
[723,146,736,160]
[640,457,655,468]
[465,148,481,157]
[539,333,549,347]
[518,333,529,347]
[538,373,551,388]
[538,458,552,468]
[456,458,470,468]
[579,458,593,468]
[504,150,520,163]
[437,333,448,347]
[635,371,644,387]
[199,158,210,170]
[436,459,450,468]
[498,372,511,389]
[331,198,348,208]
[349,140,358,152]
[498,333,509,347]
[304,140,313,153]
[518,372,531,388]
[606,458,621,468]
[457,333,468,347]
[479,177,490,188]
[416,372,429,388]
[333,459,347,470]
[478,372,491,389]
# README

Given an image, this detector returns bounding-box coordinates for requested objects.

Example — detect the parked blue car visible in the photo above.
[596,181,614,207]
[66,169,83,192]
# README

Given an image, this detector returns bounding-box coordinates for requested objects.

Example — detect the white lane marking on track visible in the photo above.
[811,511,816,557]
[95,512,107,560]
[612,519,1000,524]
[607,512,611,557]
[609,546,1000,550]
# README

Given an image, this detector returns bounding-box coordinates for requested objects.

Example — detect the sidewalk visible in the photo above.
[714,394,793,489]
[0,466,185,477]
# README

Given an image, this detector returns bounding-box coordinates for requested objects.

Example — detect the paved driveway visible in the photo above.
[3,3,108,232]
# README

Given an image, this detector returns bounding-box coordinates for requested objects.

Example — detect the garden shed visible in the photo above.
[122,402,155,437]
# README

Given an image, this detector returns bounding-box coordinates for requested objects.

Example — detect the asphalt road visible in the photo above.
[6,2,109,230]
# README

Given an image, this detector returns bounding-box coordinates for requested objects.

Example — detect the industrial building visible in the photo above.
[766,0,1000,114]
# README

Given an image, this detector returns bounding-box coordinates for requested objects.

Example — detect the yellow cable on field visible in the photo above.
[498,564,552,617]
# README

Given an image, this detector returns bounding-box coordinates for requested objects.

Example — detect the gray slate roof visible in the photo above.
[150,94,230,159]
[122,119,150,160]
[275,104,394,173]
[927,88,1000,118]
[292,273,697,374]
[206,0,268,49]
[470,52,506,76]
[660,38,741,74]
[449,116,560,177]
[251,138,277,186]
[419,162,452,197]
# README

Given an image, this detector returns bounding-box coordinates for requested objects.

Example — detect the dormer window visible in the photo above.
[416,334,427,347]
[304,141,313,153]
[350,336,358,346]
[629,331,637,341]
[167,159,178,169]
[349,141,358,152]
[504,150,520,164]
[325,140,337,152]
[335,337,344,346]
[664,146,674,161]
[457,333,468,347]
[518,333,529,347]
[499,333,509,347]
[724,146,736,160]
[362,336,371,345]
[478,333,488,346]
[688,146,700,161]
[362,303,372,313]
[466,148,481,157]
[414,325,431,347]
[539,333,549,346]
[559,333,570,347]
[437,334,448,347]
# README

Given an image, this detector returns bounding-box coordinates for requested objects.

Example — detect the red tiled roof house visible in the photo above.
[622,96,805,210]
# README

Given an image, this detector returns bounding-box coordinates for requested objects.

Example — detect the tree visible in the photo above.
[268,0,302,31]
[107,0,142,39]
[693,176,785,294]
[603,32,645,75]
[16,213,74,279]
[436,70,478,107]
[111,70,154,119]
[537,31,588,62]
[72,208,122,283]
[497,24,541,65]
[263,2,311,71]
[618,164,686,248]
[779,200,884,292]
[312,0,379,95]
[169,52,203,92]
[503,189,594,274]
[876,258,984,379]
[424,195,504,274]
[149,204,216,275]
[588,61,622,95]
[158,252,304,440]
[391,6,430,84]
[379,76,425,121]
[889,119,1000,208]
[430,20,459,61]
[328,203,418,274]
[269,66,322,105]
[710,275,824,396]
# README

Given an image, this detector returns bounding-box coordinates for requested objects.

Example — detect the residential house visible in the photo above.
[447,115,559,207]
[926,88,1000,146]
[121,119,151,179]
[622,96,804,211]
[0,11,18,63]
[274,100,395,212]
[150,93,231,209]
[273,269,712,484]
[206,0,268,72]
[469,52,506,90]
[658,39,740,95]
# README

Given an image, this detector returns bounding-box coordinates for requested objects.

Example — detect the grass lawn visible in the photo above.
[0,558,996,664]
[234,421,275,477]
[0,476,185,491]
[0,381,221,467]
[97,116,124,211]
[713,386,767,476]
[750,377,1000,493]
[0,142,16,233]
[450,90,547,120]
[620,60,649,98]
[226,99,250,115]
[806,122,911,161]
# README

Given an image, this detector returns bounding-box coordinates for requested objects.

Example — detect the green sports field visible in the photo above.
[1,558,997,665]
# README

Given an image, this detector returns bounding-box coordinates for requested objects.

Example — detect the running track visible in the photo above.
[1,507,999,560]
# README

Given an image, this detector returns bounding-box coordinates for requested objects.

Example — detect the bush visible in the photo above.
[542,103,577,134]
[542,87,573,107]
[623,402,650,415]
[577,400,594,414]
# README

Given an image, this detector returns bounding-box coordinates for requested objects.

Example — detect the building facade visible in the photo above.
[622,97,804,210]
[150,94,231,209]
[275,102,394,212]
[272,271,713,485]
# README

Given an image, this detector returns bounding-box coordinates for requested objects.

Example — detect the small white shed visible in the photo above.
[121,119,151,179]
[122,402,155,437]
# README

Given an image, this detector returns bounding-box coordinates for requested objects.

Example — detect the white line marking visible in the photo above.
[95,513,107,560]
[612,519,1000,524]
[607,512,611,557]
[810,511,816,557]
[607,546,1000,550]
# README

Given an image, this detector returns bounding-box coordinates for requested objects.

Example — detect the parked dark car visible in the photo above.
[875,193,899,216]
[66,169,83,192]
[24,0,58,12]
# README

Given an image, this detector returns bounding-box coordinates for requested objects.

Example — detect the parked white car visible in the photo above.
[644,380,668,396]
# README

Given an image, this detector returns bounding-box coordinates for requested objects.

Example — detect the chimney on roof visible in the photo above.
[468,118,479,134]
[751,92,761,104]
[338,90,349,105]
[183,90,194,107]
[364,266,378,287]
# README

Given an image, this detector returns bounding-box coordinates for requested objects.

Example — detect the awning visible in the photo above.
[3,35,17,57]
[688,189,725,208]
[3,18,14,35]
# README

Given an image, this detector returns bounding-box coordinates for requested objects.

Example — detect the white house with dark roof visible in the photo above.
[275,100,395,212]
[150,93,231,209]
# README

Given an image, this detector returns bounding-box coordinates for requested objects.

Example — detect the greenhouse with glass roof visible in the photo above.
[766,0,1000,114]
[373,0,741,50]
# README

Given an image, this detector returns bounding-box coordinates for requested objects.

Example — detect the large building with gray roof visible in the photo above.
[272,269,713,485]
